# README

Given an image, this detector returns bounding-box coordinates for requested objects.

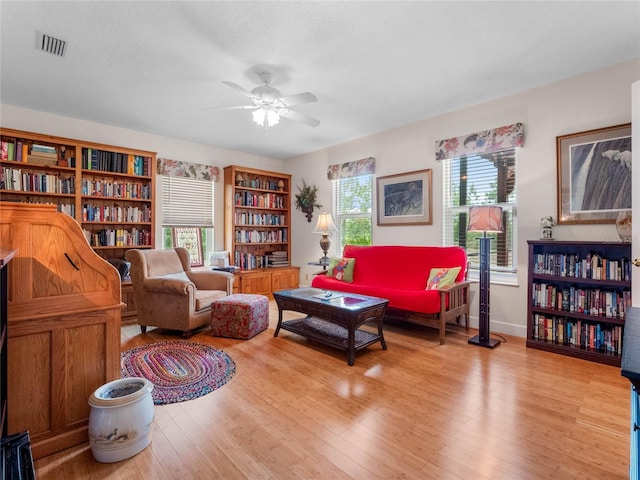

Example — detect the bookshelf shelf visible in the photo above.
[526,240,632,367]
[224,165,299,296]
[1,127,156,260]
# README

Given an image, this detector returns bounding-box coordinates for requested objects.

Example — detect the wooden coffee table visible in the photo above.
[273,287,389,366]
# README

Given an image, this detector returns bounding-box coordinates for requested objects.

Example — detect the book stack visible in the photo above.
[267,250,289,267]
[28,144,59,166]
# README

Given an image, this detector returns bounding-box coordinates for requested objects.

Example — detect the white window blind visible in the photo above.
[442,149,517,273]
[161,176,214,227]
[332,174,373,255]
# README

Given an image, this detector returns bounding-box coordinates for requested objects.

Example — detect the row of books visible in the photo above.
[531,314,622,356]
[234,212,286,226]
[234,252,272,270]
[235,229,288,244]
[533,252,631,281]
[81,179,151,199]
[1,167,75,194]
[82,204,151,223]
[2,140,60,162]
[83,228,151,247]
[81,148,151,176]
[234,191,286,209]
[532,282,631,319]
[237,178,284,192]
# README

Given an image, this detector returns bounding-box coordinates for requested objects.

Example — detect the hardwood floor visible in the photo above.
[35,302,630,479]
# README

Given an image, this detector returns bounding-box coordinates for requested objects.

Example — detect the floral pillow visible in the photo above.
[426,266,461,290]
[327,257,356,283]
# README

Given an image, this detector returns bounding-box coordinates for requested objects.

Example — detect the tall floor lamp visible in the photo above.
[313,210,338,266]
[467,205,503,349]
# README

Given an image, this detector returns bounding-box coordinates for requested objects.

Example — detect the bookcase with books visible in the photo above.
[526,240,631,366]
[0,128,156,263]
[223,165,299,296]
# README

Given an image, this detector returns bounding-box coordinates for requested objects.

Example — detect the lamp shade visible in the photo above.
[467,206,503,233]
[313,211,338,234]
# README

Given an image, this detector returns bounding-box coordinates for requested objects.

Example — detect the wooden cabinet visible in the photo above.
[0,248,18,438]
[224,165,299,295]
[0,202,122,459]
[526,240,631,366]
[0,128,156,262]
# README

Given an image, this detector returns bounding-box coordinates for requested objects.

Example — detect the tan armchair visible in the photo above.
[125,247,234,337]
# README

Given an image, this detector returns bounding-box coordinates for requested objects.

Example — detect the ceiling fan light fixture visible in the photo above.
[252,106,280,128]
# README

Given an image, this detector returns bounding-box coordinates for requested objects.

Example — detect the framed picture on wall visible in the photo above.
[376,169,432,226]
[172,227,204,266]
[556,123,631,224]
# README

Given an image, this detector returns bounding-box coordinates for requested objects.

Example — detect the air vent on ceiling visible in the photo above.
[36,31,67,57]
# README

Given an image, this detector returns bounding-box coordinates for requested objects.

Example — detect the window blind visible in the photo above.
[442,150,517,272]
[332,174,373,255]
[161,176,214,227]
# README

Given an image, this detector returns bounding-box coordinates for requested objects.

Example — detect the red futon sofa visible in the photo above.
[311,245,470,344]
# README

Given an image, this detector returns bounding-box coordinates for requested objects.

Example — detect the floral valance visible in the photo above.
[435,123,525,160]
[157,157,220,181]
[327,157,376,180]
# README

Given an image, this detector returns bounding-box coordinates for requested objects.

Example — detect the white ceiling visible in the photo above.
[1,1,639,160]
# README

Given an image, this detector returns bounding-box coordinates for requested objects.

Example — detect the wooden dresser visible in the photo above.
[0,202,123,459]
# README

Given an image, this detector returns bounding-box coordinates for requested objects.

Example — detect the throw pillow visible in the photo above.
[426,266,461,290]
[327,257,356,283]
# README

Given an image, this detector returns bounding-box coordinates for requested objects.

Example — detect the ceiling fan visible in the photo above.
[219,71,320,128]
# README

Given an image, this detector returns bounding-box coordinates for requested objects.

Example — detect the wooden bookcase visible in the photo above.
[526,240,632,366]
[0,128,156,262]
[223,165,299,295]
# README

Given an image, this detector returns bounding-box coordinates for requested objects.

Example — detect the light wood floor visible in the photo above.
[35,302,630,479]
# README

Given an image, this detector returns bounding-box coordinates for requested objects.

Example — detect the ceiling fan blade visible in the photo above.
[280,92,317,107]
[222,81,257,100]
[279,109,320,128]
[205,104,257,111]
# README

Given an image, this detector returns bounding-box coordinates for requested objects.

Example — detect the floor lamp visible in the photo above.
[467,205,503,349]
[313,210,338,266]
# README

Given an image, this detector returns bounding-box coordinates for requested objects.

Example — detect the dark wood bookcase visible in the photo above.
[526,240,632,366]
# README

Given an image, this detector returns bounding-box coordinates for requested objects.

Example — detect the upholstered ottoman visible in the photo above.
[210,294,269,339]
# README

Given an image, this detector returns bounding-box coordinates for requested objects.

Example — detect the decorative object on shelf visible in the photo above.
[467,205,503,349]
[556,123,631,224]
[540,216,555,239]
[235,172,244,186]
[277,179,285,191]
[313,210,338,266]
[376,169,432,226]
[295,179,321,222]
[616,210,632,242]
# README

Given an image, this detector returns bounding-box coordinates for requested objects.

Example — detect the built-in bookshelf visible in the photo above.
[0,128,156,261]
[526,240,631,366]
[223,165,298,296]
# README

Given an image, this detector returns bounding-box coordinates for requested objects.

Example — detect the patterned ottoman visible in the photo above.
[210,294,269,339]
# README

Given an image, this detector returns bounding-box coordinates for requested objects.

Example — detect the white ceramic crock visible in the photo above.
[88,377,154,463]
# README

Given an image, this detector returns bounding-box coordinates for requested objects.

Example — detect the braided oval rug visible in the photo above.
[121,340,236,405]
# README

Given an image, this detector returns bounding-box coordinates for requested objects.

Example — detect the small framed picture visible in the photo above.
[172,227,204,266]
[556,123,631,224]
[376,169,432,226]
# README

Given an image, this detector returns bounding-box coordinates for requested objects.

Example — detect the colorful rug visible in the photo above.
[121,340,236,405]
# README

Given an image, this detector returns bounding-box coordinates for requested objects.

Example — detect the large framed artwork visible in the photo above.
[556,123,631,224]
[376,169,432,226]
[172,227,204,266]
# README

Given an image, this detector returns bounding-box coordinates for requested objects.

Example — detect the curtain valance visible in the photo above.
[157,157,220,181]
[327,157,376,180]
[435,123,525,160]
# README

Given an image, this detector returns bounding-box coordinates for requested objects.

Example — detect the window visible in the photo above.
[442,149,517,278]
[161,176,214,265]
[332,174,373,255]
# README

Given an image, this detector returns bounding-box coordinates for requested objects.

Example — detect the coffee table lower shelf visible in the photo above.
[279,316,385,364]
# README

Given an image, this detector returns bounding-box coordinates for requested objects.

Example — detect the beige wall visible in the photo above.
[286,58,640,337]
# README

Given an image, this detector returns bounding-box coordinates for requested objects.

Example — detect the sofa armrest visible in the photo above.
[143,277,194,296]
[188,271,234,294]
[438,280,470,294]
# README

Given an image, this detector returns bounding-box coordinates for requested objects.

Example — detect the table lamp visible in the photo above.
[467,205,503,348]
[313,210,338,266]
